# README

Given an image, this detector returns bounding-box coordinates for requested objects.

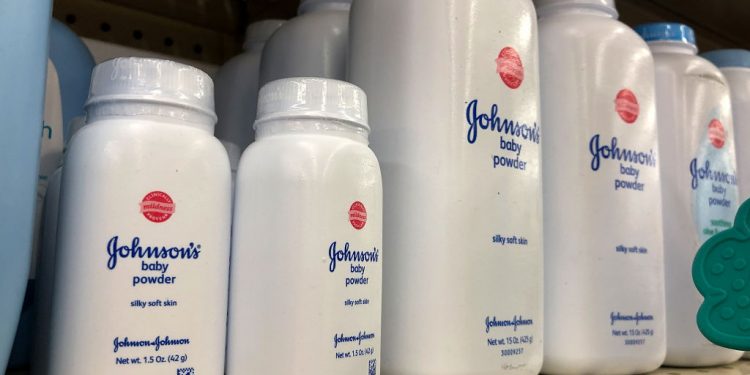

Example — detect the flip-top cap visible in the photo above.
[534,0,617,17]
[244,19,285,49]
[635,22,696,47]
[298,0,351,15]
[703,49,750,69]
[86,57,216,121]
[256,77,368,131]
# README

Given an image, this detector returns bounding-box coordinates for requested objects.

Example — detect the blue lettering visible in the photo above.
[106,236,201,270]
[589,134,656,171]
[328,241,379,273]
[690,158,737,190]
[465,99,540,145]
[485,315,534,333]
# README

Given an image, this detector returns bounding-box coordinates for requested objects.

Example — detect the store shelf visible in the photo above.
[7,360,750,374]
[9,1,750,375]
[49,0,750,66]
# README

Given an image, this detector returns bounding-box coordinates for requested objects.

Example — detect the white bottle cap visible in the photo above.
[243,19,286,50]
[534,0,617,17]
[85,57,216,121]
[256,77,368,131]
[298,0,351,15]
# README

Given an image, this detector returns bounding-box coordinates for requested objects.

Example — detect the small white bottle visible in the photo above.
[636,23,743,367]
[259,0,351,86]
[349,0,543,374]
[226,77,382,374]
[537,0,667,373]
[214,19,285,152]
[703,49,750,202]
[48,58,232,374]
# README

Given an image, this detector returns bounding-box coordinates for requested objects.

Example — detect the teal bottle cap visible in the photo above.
[694,198,750,350]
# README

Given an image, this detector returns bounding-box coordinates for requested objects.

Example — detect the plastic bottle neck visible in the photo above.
[255,118,369,144]
[298,2,351,15]
[648,41,697,56]
[86,101,216,133]
[537,3,618,19]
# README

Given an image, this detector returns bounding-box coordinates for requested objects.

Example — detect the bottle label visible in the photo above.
[588,89,658,193]
[51,169,229,374]
[456,10,542,366]
[589,86,662,347]
[691,115,739,241]
[325,200,380,371]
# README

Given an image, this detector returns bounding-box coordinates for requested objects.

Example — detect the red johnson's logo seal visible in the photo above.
[615,89,639,124]
[139,191,175,223]
[708,119,726,149]
[349,201,367,230]
[495,47,524,89]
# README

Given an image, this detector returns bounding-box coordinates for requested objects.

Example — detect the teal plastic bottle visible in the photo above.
[0,0,53,372]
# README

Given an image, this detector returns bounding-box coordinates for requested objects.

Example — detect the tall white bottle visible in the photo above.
[635,23,743,367]
[349,1,543,374]
[259,0,350,86]
[48,58,232,374]
[703,49,750,202]
[214,19,285,152]
[537,1,666,373]
[703,50,750,362]
[226,78,382,374]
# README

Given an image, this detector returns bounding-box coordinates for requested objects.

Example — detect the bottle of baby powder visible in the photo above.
[636,23,743,367]
[349,0,543,373]
[538,1,667,373]
[47,57,232,375]
[226,77,382,374]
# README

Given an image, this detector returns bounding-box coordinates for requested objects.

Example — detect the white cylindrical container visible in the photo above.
[538,1,666,373]
[259,0,350,86]
[703,49,750,203]
[214,20,285,151]
[349,1,543,374]
[31,116,86,375]
[226,77,382,374]
[636,23,743,367]
[47,58,232,374]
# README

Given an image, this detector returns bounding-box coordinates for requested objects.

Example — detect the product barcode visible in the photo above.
[368,359,377,375]
[177,368,195,375]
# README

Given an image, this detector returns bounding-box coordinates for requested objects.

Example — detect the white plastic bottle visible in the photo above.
[635,23,743,367]
[48,58,232,374]
[703,49,750,202]
[259,0,350,86]
[537,1,666,373]
[226,77,382,374]
[214,19,285,152]
[349,1,543,374]
[703,50,750,362]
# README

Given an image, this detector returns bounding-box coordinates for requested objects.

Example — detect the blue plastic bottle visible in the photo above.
[8,18,94,369]
[0,0,53,372]
[48,18,95,138]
